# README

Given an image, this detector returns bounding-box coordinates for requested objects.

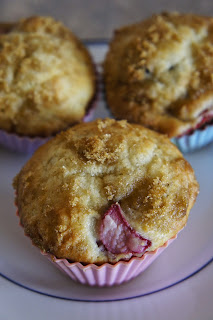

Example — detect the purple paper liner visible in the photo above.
[0,129,50,154]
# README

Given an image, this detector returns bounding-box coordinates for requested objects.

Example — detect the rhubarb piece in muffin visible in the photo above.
[104,12,213,152]
[0,16,96,152]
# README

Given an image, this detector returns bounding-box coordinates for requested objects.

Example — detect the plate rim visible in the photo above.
[1,257,213,302]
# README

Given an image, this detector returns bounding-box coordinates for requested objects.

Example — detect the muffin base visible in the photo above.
[0,100,97,154]
[172,123,213,153]
[41,236,177,287]
[0,129,50,153]
[0,63,98,154]
[17,209,177,287]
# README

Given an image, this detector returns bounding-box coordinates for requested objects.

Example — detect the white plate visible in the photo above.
[0,43,213,302]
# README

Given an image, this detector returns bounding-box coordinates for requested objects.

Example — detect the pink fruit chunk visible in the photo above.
[100,203,151,254]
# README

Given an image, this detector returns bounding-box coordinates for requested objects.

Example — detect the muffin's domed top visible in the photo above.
[104,12,213,137]
[0,16,95,136]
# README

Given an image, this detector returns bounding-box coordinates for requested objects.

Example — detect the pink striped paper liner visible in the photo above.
[41,235,177,287]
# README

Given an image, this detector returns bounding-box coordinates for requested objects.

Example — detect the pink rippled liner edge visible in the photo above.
[41,235,177,287]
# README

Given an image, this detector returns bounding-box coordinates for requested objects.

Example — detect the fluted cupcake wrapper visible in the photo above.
[41,235,177,287]
[0,129,50,154]
[172,124,213,153]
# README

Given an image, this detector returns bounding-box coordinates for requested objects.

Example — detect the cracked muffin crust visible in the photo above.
[104,12,213,138]
[0,16,95,137]
[13,119,199,264]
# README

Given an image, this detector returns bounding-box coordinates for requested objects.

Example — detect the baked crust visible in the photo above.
[0,16,95,136]
[104,12,213,137]
[13,119,199,264]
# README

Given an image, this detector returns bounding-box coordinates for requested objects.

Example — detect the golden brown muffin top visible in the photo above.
[14,119,198,264]
[0,16,95,137]
[104,12,213,137]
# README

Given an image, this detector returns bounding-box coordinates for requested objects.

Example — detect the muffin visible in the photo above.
[0,16,96,152]
[13,119,199,286]
[104,12,213,152]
